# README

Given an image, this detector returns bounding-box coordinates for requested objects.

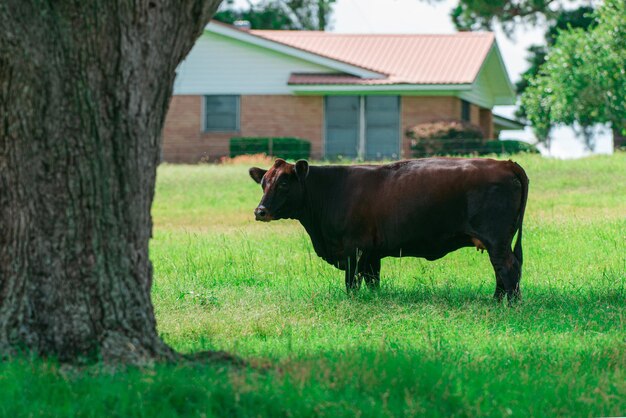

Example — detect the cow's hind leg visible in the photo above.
[494,276,506,302]
[345,255,361,293]
[488,246,521,303]
[362,257,381,290]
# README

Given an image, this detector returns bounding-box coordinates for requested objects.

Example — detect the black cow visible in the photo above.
[249,157,528,302]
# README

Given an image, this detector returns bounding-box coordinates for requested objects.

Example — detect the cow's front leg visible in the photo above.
[362,257,381,290]
[344,255,361,292]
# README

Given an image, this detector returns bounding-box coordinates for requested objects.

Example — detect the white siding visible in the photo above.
[173,32,333,95]
[460,48,515,108]
[460,66,495,108]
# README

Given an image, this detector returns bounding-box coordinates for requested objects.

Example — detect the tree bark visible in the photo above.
[0,0,221,364]
[613,128,626,150]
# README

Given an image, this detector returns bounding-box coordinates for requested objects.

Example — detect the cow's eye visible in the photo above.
[278,180,288,189]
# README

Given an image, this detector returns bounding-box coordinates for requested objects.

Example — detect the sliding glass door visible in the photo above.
[324,95,400,160]
[365,96,400,160]
[324,96,360,159]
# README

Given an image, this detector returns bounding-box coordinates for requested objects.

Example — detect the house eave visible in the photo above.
[494,96,516,106]
[289,83,473,95]
[206,22,386,80]
[493,114,526,130]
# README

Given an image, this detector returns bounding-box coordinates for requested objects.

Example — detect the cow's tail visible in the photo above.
[511,161,529,267]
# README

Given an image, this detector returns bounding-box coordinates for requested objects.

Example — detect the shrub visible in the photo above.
[407,120,485,141]
[230,137,311,161]
[480,140,540,155]
[407,120,484,157]
[407,120,539,156]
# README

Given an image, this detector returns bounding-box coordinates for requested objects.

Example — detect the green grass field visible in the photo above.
[2,153,625,417]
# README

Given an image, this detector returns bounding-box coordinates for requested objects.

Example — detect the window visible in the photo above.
[203,95,239,132]
[461,99,471,122]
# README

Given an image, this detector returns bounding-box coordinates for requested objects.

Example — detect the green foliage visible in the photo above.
[451,0,559,34]
[515,7,596,131]
[522,0,626,149]
[448,2,598,146]
[515,44,548,96]
[230,137,311,160]
[3,153,626,416]
[515,6,597,141]
[520,74,554,144]
[214,2,293,30]
[544,6,596,44]
[214,0,336,30]
[481,139,540,154]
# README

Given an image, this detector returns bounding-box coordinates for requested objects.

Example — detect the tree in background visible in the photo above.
[214,0,293,29]
[0,0,222,365]
[451,0,579,35]
[514,7,596,147]
[521,0,626,151]
[215,0,335,30]
[449,0,624,150]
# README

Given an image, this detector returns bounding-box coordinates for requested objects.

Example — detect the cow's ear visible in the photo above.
[295,160,309,181]
[249,167,267,184]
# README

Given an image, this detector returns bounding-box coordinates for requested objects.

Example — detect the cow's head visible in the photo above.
[249,158,309,222]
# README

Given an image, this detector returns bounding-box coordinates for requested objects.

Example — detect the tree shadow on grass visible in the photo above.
[350,281,625,308]
[342,283,626,334]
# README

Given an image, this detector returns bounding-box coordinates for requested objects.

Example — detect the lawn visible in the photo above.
[2,153,625,417]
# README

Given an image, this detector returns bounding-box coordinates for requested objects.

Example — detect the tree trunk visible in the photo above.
[613,128,626,149]
[0,0,221,364]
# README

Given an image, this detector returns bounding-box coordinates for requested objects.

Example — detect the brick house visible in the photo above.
[163,21,519,162]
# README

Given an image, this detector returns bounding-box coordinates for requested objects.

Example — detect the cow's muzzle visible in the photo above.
[254,205,272,222]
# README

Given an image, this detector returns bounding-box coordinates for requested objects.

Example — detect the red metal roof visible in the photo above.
[250,30,495,85]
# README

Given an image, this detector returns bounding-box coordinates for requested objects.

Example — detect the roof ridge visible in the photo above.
[251,30,494,37]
